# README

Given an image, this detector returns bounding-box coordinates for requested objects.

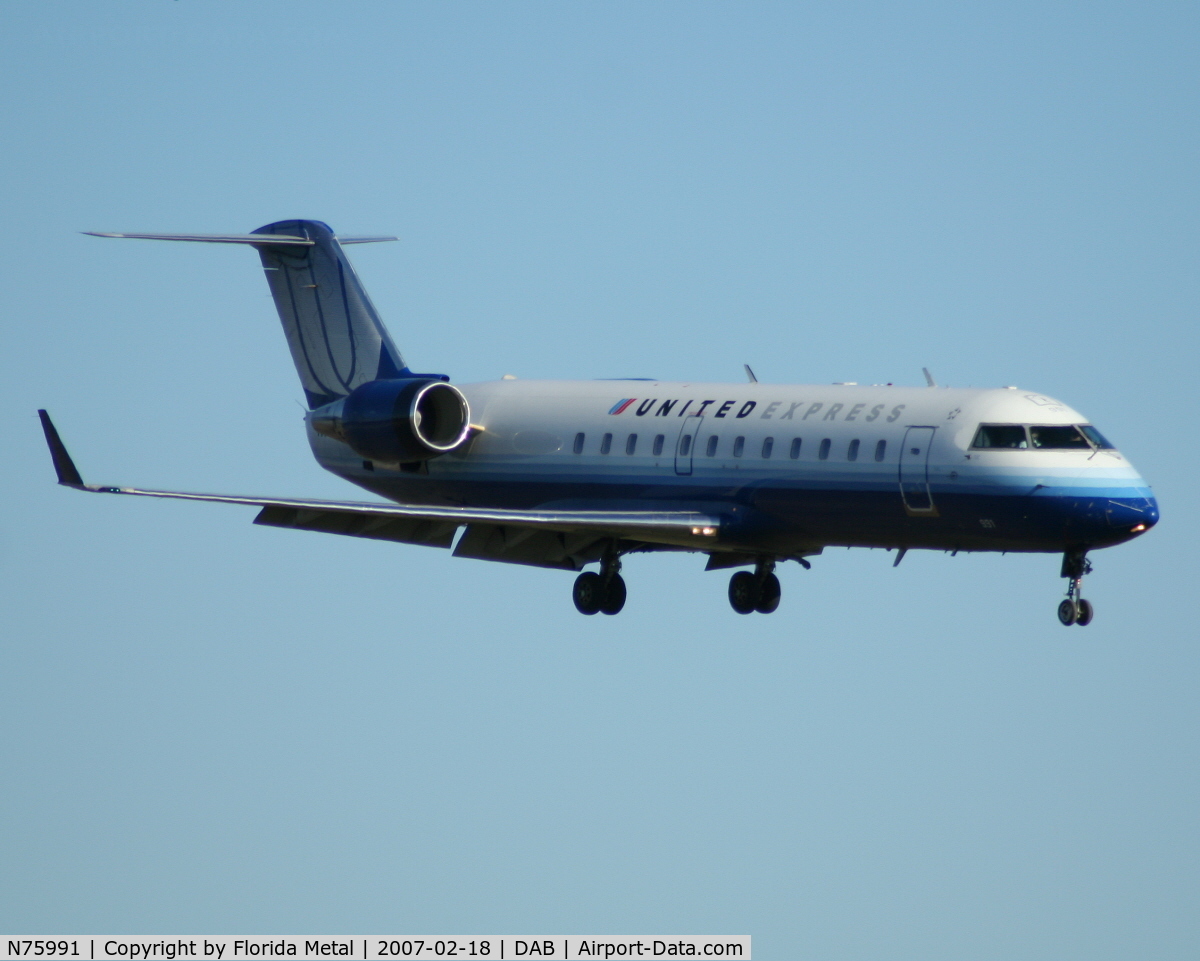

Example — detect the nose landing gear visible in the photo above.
[1058,550,1095,626]
[573,544,626,615]
[728,557,781,614]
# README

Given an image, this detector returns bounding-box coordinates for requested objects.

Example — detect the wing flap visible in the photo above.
[453,523,605,570]
[253,505,458,549]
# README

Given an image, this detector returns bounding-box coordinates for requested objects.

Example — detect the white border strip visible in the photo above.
[1,939,750,961]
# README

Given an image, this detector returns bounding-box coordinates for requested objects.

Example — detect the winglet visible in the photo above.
[37,410,85,487]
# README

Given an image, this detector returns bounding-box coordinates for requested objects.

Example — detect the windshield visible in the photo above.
[1030,425,1091,449]
[1079,425,1116,449]
[972,425,1028,449]
[972,424,1119,451]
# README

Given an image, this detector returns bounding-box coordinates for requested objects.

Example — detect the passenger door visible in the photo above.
[899,426,938,514]
[674,415,704,476]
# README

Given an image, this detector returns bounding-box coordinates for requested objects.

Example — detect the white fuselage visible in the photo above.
[307,379,1156,557]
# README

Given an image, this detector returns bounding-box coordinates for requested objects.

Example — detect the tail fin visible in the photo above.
[252,220,407,408]
[85,220,408,408]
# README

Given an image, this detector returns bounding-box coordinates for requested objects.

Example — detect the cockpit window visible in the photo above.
[972,425,1028,449]
[1030,425,1091,449]
[1079,425,1116,450]
[973,423,1117,452]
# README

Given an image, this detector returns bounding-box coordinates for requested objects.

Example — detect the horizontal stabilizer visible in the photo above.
[83,231,314,245]
[83,232,397,245]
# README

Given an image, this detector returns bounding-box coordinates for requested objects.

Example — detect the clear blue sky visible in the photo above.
[2,2,1197,957]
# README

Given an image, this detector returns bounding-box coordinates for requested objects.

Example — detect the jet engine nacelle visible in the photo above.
[311,378,472,464]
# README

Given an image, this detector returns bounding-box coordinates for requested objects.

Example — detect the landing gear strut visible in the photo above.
[728,557,781,614]
[1058,549,1094,626]
[573,544,626,615]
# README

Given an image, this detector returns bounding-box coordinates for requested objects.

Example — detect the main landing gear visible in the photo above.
[728,557,781,614]
[573,546,626,615]
[1058,549,1094,626]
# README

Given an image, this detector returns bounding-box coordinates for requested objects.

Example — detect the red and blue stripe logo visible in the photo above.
[608,398,636,415]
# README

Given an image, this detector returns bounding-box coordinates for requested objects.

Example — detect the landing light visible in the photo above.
[692,526,717,536]
[1131,523,1147,532]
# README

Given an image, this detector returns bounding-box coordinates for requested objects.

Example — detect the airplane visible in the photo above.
[39,219,1158,625]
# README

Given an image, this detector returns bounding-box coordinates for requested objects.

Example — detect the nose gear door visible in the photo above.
[899,426,938,514]
[674,415,704,476]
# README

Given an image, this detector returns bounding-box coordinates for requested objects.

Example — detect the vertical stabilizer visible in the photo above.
[252,220,407,408]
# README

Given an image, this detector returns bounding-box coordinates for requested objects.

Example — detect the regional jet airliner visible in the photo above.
[39,220,1158,624]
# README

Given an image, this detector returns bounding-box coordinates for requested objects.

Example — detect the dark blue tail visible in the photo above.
[252,220,408,408]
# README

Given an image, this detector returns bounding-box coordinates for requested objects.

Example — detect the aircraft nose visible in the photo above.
[1106,494,1159,534]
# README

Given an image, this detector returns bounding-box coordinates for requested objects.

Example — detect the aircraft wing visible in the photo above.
[38,411,721,569]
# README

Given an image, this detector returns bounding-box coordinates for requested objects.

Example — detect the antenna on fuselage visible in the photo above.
[744,364,758,383]
[922,367,937,387]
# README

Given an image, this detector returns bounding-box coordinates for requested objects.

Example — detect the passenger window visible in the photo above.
[733,436,745,457]
[680,434,692,456]
[762,437,774,458]
[789,438,802,459]
[653,434,665,456]
[1030,425,1091,449]
[573,432,585,454]
[626,434,637,455]
[874,439,886,462]
[972,425,1028,449]
[819,438,831,460]
[600,433,612,454]
[1079,425,1115,450]
[706,435,719,457]
[847,439,860,461]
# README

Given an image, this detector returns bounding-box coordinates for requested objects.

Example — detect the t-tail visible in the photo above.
[85,219,409,408]
[85,220,474,464]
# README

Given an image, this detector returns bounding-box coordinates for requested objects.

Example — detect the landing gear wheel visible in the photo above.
[600,574,627,615]
[729,571,759,614]
[755,573,781,614]
[573,571,604,615]
[1059,549,1094,627]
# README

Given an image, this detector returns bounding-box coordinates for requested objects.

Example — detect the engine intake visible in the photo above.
[312,378,471,463]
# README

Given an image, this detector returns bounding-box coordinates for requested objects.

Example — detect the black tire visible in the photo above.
[729,571,758,614]
[600,574,627,615]
[755,573,781,613]
[1075,598,1094,626]
[573,571,604,615]
[1058,599,1077,626]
